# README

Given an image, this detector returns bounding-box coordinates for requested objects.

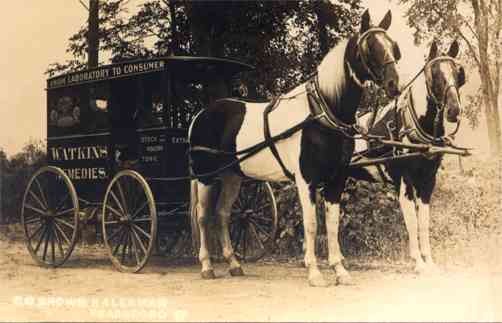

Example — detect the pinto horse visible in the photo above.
[189,9,402,287]
[355,40,466,273]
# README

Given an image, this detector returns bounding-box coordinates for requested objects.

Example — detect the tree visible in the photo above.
[46,0,362,96]
[401,0,502,155]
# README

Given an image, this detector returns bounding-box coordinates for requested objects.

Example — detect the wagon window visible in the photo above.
[169,79,208,129]
[87,82,110,132]
[47,87,85,137]
[137,73,164,129]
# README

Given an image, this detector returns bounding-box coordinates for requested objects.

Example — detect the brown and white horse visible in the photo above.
[189,9,402,287]
[355,40,466,273]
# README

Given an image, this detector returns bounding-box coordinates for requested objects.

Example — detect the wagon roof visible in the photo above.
[46,56,255,90]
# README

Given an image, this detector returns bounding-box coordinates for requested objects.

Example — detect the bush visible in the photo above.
[272,156,500,262]
[1,140,47,224]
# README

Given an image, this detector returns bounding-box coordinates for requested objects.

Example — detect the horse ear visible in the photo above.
[361,9,371,33]
[448,39,460,58]
[379,10,392,30]
[428,40,439,60]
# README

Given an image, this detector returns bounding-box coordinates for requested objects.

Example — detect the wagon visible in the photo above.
[21,57,278,272]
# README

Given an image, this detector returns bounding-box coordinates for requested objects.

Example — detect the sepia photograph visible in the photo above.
[0,0,501,321]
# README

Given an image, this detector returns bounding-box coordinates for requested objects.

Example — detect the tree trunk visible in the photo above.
[484,92,502,155]
[87,0,99,68]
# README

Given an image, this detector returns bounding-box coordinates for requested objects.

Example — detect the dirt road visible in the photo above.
[1,231,502,322]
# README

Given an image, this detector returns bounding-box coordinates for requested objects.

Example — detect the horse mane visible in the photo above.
[409,72,428,118]
[317,39,349,109]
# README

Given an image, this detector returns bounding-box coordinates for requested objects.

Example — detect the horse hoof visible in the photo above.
[336,274,354,286]
[309,275,329,287]
[229,267,245,277]
[201,270,216,280]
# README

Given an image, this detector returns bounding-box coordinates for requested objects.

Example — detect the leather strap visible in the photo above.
[263,98,295,181]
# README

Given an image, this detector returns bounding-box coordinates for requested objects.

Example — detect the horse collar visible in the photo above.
[306,75,356,136]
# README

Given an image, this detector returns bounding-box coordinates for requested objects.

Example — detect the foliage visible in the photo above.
[46,0,362,96]
[0,141,47,224]
[271,156,500,263]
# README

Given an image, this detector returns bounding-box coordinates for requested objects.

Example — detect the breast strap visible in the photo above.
[263,98,296,181]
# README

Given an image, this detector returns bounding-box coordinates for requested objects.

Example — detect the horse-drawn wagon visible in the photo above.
[21,57,278,272]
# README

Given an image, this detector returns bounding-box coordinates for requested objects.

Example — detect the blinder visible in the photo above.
[457,66,466,87]
[392,42,401,61]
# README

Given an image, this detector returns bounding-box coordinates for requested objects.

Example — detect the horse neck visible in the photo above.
[316,38,363,124]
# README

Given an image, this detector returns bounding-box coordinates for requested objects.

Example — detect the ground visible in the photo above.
[1,156,501,322]
[1,229,501,322]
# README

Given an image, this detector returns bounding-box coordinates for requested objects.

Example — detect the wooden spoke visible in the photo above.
[109,191,126,215]
[55,208,75,217]
[131,201,148,219]
[24,203,47,216]
[107,226,125,244]
[51,226,56,264]
[249,223,266,251]
[34,225,49,253]
[132,217,151,223]
[251,219,272,241]
[42,228,50,262]
[132,223,151,240]
[131,234,141,265]
[112,229,127,256]
[28,224,44,241]
[54,222,71,246]
[25,217,42,226]
[54,193,70,213]
[34,178,49,209]
[131,227,147,255]
[105,204,123,219]
[120,232,129,264]
[52,225,66,258]
[54,218,75,230]
[116,180,129,215]
[29,190,47,211]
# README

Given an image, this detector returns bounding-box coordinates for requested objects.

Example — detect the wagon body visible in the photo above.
[21,57,278,271]
[46,57,252,205]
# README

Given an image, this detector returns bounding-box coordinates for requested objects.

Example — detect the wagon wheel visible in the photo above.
[230,181,278,262]
[102,170,157,273]
[21,166,79,267]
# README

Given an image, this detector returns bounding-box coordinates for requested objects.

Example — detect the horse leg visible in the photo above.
[297,181,328,287]
[416,199,439,273]
[215,173,244,276]
[324,200,353,285]
[399,179,426,273]
[196,181,216,279]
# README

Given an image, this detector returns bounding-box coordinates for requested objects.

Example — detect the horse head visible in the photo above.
[425,40,465,124]
[355,9,402,97]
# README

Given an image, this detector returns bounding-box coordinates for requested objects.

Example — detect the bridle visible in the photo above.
[308,28,401,136]
[355,28,399,85]
[424,56,463,139]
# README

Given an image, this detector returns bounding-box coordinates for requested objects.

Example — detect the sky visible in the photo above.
[0,0,488,157]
